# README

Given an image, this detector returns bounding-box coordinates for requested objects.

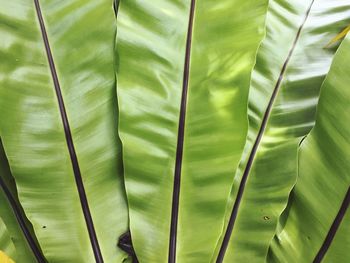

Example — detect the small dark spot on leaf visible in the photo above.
[42,226,46,229]
[263,216,270,221]
[307,236,311,240]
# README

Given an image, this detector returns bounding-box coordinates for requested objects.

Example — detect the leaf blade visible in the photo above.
[267,33,350,263]
[0,140,45,263]
[116,0,268,262]
[214,1,350,261]
[0,0,128,261]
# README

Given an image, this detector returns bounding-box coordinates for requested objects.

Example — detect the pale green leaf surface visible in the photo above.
[214,0,350,262]
[0,0,128,262]
[267,34,350,263]
[0,141,39,262]
[116,0,267,262]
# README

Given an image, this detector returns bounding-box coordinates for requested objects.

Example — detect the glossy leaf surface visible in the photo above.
[214,0,350,262]
[0,141,41,262]
[267,34,350,263]
[0,0,128,261]
[116,0,267,262]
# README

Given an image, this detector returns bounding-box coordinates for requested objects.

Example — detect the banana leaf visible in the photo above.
[0,140,45,262]
[0,0,128,262]
[213,0,350,262]
[267,33,350,263]
[115,0,268,262]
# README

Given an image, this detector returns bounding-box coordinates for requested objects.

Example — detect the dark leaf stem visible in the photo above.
[118,231,139,263]
[216,1,315,262]
[0,139,46,263]
[0,154,46,263]
[168,1,196,262]
[33,0,103,262]
[313,187,350,262]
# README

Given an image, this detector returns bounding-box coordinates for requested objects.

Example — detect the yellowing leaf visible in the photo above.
[326,24,350,47]
[0,251,15,263]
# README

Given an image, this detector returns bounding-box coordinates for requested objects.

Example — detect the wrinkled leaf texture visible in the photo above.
[0,140,42,262]
[0,0,128,262]
[1,0,349,262]
[115,0,268,262]
[213,0,350,262]
[267,33,350,263]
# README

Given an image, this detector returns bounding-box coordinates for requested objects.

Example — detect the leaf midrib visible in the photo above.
[0,172,46,262]
[32,0,103,262]
[168,1,196,262]
[313,187,350,262]
[215,1,316,262]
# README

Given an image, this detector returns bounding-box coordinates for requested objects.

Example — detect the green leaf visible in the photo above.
[115,0,268,262]
[267,33,350,263]
[0,219,15,261]
[0,0,128,262]
[213,0,350,262]
[0,140,44,262]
